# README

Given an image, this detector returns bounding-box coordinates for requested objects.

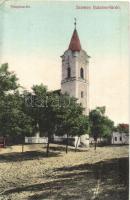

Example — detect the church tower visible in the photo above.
[61,20,90,115]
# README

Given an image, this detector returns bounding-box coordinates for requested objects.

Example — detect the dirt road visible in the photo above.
[0,144,129,200]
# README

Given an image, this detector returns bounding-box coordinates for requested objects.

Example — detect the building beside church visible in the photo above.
[111,132,129,145]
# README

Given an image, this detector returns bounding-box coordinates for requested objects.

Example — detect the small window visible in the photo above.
[81,91,84,98]
[120,137,122,141]
[67,67,71,78]
[80,68,84,79]
[115,137,117,141]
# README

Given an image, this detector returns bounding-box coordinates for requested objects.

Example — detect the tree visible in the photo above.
[24,84,61,156]
[55,94,85,153]
[0,63,33,148]
[0,63,19,95]
[43,91,62,155]
[0,92,33,136]
[89,107,114,150]
[73,115,89,151]
[89,108,102,149]
[99,116,114,140]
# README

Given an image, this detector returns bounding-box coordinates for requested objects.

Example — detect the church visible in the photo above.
[61,20,90,115]
[54,20,90,147]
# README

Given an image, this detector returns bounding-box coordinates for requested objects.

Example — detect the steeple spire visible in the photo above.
[68,18,81,51]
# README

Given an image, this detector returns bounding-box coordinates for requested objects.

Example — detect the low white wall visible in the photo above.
[53,134,88,147]
[53,135,81,147]
[73,136,81,148]
[80,134,89,147]
[25,137,48,144]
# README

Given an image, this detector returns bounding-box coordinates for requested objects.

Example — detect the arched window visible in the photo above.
[80,68,84,79]
[81,91,84,98]
[67,67,71,78]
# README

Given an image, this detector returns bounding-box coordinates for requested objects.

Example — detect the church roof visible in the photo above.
[68,29,81,51]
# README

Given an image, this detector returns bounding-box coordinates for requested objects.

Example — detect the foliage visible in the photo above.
[89,106,114,140]
[72,115,89,137]
[55,94,84,136]
[0,63,19,95]
[0,64,33,137]
[24,87,89,153]
[99,116,114,138]
[0,63,117,153]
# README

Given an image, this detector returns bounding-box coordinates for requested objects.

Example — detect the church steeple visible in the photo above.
[61,20,90,115]
[68,19,81,51]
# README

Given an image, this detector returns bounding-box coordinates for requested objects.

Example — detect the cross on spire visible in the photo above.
[68,19,81,51]
[74,18,77,29]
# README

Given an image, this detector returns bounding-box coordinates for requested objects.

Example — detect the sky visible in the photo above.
[0,0,129,124]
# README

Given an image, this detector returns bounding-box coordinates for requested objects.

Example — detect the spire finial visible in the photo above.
[74,18,77,29]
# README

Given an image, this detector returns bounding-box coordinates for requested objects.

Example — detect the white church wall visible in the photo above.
[61,80,76,97]
[77,81,88,114]
[62,50,77,80]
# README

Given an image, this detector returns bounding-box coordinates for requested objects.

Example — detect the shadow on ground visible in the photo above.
[0,151,61,163]
[0,144,88,163]
[49,145,88,152]
[2,157,129,200]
